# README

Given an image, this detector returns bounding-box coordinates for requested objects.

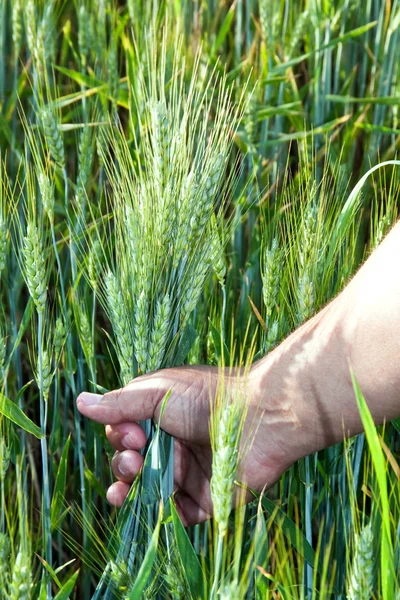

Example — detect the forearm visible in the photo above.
[252,221,400,460]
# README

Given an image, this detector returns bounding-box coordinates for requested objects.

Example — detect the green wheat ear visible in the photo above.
[262,237,282,322]
[11,0,23,59]
[0,532,10,565]
[38,171,54,223]
[210,401,242,538]
[41,106,65,168]
[104,269,134,385]
[8,550,32,600]
[22,222,47,314]
[347,523,374,600]
[34,348,53,402]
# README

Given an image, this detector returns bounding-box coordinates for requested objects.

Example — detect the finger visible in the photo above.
[106,483,210,525]
[174,440,214,515]
[105,422,147,452]
[106,481,130,507]
[111,450,144,483]
[76,366,217,443]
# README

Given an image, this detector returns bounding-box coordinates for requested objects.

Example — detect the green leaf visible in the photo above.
[141,428,165,505]
[391,417,400,435]
[51,436,71,529]
[37,556,62,588]
[54,65,103,90]
[326,94,400,106]
[5,298,34,373]
[84,468,107,500]
[8,421,21,461]
[0,112,13,146]
[173,324,198,366]
[141,391,171,505]
[256,567,295,600]
[126,506,162,600]
[54,571,80,600]
[351,370,395,600]
[236,484,317,572]
[256,102,303,121]
[254,503,269,596]
[89,381,109,394]
[54,559,77,576]
[58,121,106,132]
[272,21,377,73]
[171,499,205,600]
[0,391,42,439]
[15,380,34,406]
[327,161,400,266]
[261,495,316,567]
[208,318,230,364]
[54,66,129,108]
[264,115,351,146]
[356,123,400,135]
[53,87,107,110]
[211,3,236,58]
[38,581,48,600]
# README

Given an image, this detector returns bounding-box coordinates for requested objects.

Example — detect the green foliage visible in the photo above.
[0,1,399,599]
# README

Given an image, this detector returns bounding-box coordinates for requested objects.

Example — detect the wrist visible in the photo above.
[249,343,313,471]
[250,303,342,466]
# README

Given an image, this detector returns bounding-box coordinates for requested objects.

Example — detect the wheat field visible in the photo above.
[0,0,400,598]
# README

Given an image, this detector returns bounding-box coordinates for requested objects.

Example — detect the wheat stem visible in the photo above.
[38,312,52,597]
[211,534,224,600]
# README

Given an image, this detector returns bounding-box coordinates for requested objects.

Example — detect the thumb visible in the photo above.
[76,366,218,439]
[77,372,173,424]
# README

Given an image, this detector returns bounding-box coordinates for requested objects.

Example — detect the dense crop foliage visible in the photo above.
[0,0,399,598]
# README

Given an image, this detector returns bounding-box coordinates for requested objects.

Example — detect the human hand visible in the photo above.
[76,364,298,526]
[77,220,400,526]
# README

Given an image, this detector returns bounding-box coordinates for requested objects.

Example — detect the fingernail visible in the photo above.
[121,434,132,449]
[78,392,103,406]
[118,457,130,476]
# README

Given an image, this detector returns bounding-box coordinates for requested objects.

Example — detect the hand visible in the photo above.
[78,221,400,526]
[76,365,298,526]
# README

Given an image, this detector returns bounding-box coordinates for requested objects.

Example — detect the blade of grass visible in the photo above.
[351,369,395,600]
[126,505,162,600]
[0,390,42,438]
[171,498,206,600]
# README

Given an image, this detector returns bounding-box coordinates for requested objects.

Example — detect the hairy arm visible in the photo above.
[253,220,400,460]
